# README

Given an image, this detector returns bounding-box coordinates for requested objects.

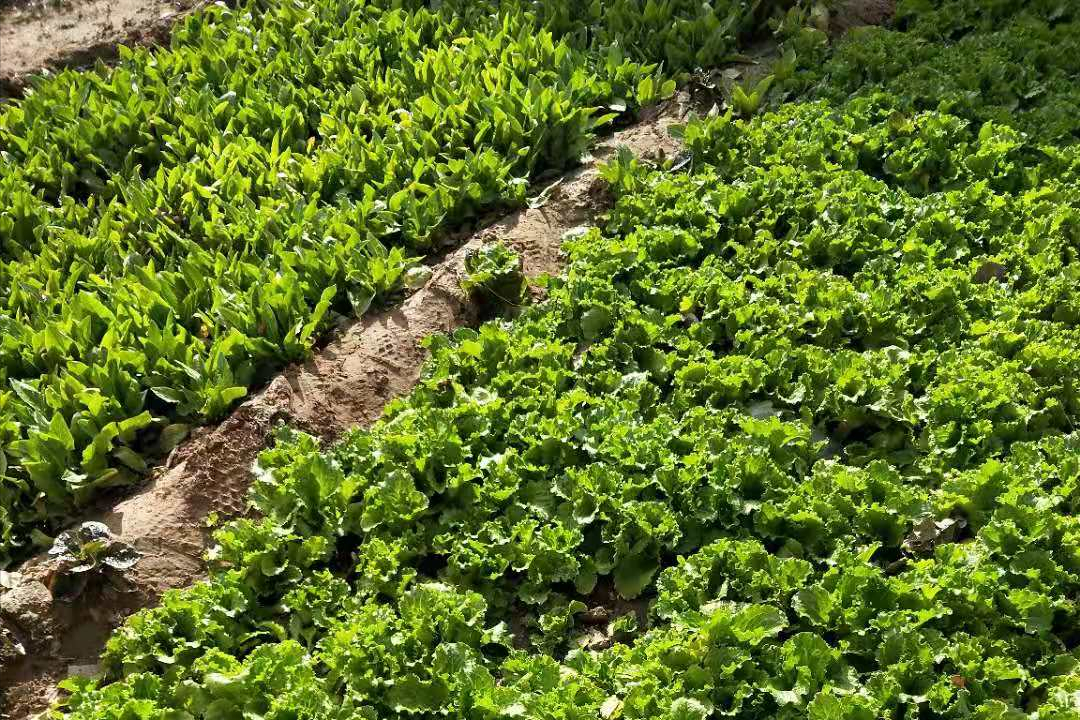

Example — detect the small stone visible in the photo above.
[0,579,52,620]
[0,579,54,647]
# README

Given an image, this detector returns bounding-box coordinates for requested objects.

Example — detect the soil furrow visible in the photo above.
[0,105,683,719]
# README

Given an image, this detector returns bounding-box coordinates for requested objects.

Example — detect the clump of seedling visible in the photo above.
[461,242,528,313]
[47,522,140,600]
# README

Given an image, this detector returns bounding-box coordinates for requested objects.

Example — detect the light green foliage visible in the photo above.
[46,1,1080,719]
[461,242,528,309]
[731,75,775,117]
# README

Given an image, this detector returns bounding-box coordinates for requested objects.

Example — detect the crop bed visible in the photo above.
[26,0,1080,718]
[0,0,793,568]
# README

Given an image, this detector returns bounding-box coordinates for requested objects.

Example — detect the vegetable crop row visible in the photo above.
[0,0,792,566]
[54,1,1080,718]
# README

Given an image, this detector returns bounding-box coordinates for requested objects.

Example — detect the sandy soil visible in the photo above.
[0,0,200,94]
[0,105,684,719]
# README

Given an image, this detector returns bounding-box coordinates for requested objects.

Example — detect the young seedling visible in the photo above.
[460,242,528,313]
[47,522,140,601]
[730,74,775,117]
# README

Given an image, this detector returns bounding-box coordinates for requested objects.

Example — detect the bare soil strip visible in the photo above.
[0,0,201,95]
[0,106,684,719]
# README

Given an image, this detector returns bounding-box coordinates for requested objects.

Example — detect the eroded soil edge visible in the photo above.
[0,0,206,96]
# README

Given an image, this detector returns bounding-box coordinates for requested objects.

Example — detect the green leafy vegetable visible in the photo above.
[29,2,1080,720]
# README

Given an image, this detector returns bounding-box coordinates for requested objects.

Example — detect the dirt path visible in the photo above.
[0,0,200,93]
[0,106,684,719]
